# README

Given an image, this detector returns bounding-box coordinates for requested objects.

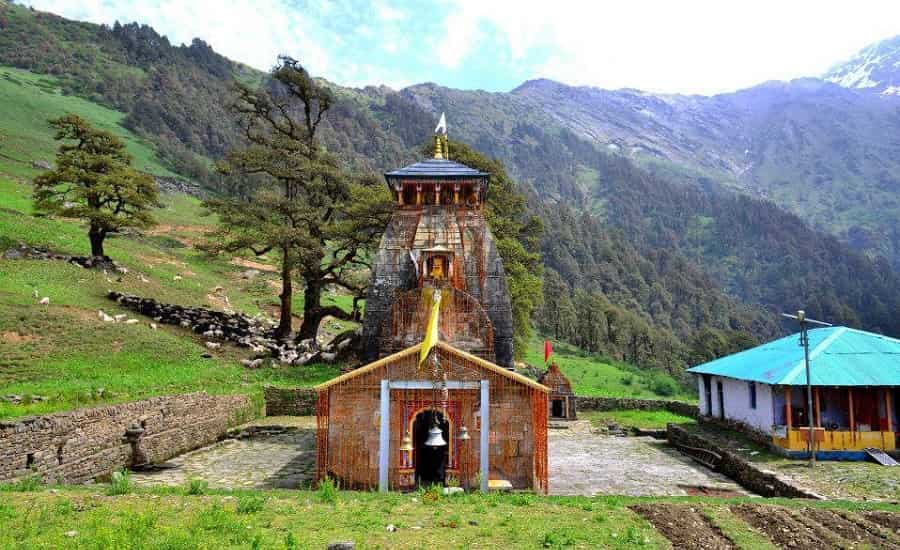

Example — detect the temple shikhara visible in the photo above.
[315,119,549,492]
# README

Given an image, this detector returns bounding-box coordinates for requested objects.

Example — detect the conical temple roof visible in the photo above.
[385,158,488,179]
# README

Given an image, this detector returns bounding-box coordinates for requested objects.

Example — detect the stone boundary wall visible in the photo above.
[667,424,820,499]
[260,390,699,419]
[263,386,318,416]
[576,397,698,418]
[0,392,254,484]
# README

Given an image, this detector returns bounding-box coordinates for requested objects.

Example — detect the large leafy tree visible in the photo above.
[206,56,392,341]
[33,114,158,258]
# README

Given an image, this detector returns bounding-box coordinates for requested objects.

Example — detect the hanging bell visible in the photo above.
[400,432,413,452]
[425,424,446,447]
[457,425,470,441]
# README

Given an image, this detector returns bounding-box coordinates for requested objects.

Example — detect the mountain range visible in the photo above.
[4,1,900,366]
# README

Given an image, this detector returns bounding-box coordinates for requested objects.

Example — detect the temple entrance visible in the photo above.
[551,399,565,418]
[413,410,449,487]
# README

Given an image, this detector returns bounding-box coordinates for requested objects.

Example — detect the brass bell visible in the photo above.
[424,424,446,447]
[400,432,413,452]
[458,425,470,441]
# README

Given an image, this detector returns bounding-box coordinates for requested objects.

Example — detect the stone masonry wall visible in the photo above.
[667,424,819,499]
[0,392,254,484]
[263,387,318,416]
[576,397,698,418]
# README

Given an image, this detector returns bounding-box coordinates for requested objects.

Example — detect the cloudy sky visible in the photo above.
[22,0,900,94]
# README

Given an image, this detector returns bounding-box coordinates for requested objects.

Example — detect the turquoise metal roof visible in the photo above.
[687,327,900,386]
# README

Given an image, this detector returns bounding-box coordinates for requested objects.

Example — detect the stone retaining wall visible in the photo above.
[0,392,254,484]
[576,397,698,418]
[667,424,820,499]
[263,386,318,416]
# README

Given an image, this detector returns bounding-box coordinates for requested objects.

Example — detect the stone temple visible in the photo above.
[315,129,547,493]
[360,134,515,368]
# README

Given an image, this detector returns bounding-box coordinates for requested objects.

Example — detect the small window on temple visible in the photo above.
[749,381,757,409]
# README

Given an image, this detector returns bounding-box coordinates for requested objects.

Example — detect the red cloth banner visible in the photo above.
[544,340,552,363]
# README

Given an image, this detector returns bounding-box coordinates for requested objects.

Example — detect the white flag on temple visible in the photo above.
[434,112,447,135]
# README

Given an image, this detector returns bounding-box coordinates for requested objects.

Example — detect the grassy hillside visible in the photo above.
[0,176,341,418]
[523,337,693,401]
[0,66,175,179]
[0,67,345,418]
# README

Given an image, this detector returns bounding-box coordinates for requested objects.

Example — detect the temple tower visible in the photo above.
[361,126,514,367]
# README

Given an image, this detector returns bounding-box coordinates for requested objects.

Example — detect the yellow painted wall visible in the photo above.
[774,429,896,451]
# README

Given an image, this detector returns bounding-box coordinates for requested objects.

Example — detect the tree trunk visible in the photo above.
[275,246,293,340]
[88,224,105,257]
[297,280,322,341]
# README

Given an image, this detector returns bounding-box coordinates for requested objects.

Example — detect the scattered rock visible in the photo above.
[240,269,260,280]
[326,543,355,550]
[3,242,120,271]
[107,292,324,360]
[385,524,396,533]
[173,275,183,281]
[205,342,221,350]
[124,319,140,325]
[64,530,77,538]
[149,323,158,330]
[241,358,264,369]
[38,296,49,305]
[113,314,128,322]
[98,311,115,323]
[32,159,52,170]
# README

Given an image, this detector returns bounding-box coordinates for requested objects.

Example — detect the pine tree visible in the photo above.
[205,57,392,340]
[33,114,158,258]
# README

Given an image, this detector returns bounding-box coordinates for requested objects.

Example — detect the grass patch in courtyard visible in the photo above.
[582,409,696,430]
[0,485,896,549]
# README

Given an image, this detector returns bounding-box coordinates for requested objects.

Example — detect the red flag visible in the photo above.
[543,340,552,363]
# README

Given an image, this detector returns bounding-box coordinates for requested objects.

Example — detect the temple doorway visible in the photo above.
[413,409,449,487]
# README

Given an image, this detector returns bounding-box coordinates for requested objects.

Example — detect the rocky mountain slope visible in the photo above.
[824,35,900,94]
[512,76,900,266]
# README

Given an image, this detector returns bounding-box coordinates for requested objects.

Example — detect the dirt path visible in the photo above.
[631,504,735,549]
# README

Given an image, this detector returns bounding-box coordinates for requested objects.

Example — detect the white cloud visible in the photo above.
[438,0,900,94]
[20,0,900,94]
[25,0,335,76]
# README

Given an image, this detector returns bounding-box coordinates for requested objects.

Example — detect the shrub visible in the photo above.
[107,469,131,495]
[186,478,208,496]
[236,495,266,514]
[315,476,338,504]
[422,484,442,504]
[649,376,677,397]
[620,376,634,386]
[12,474,42,492]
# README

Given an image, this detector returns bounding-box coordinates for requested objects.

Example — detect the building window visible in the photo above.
[748,382,757,409]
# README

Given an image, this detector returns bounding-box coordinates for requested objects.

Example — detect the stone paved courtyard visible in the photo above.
[548,421,747,496]
[131,417,317,490]
[132,417,746,496]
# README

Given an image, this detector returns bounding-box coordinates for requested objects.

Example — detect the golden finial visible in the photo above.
[433,134,444,159]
